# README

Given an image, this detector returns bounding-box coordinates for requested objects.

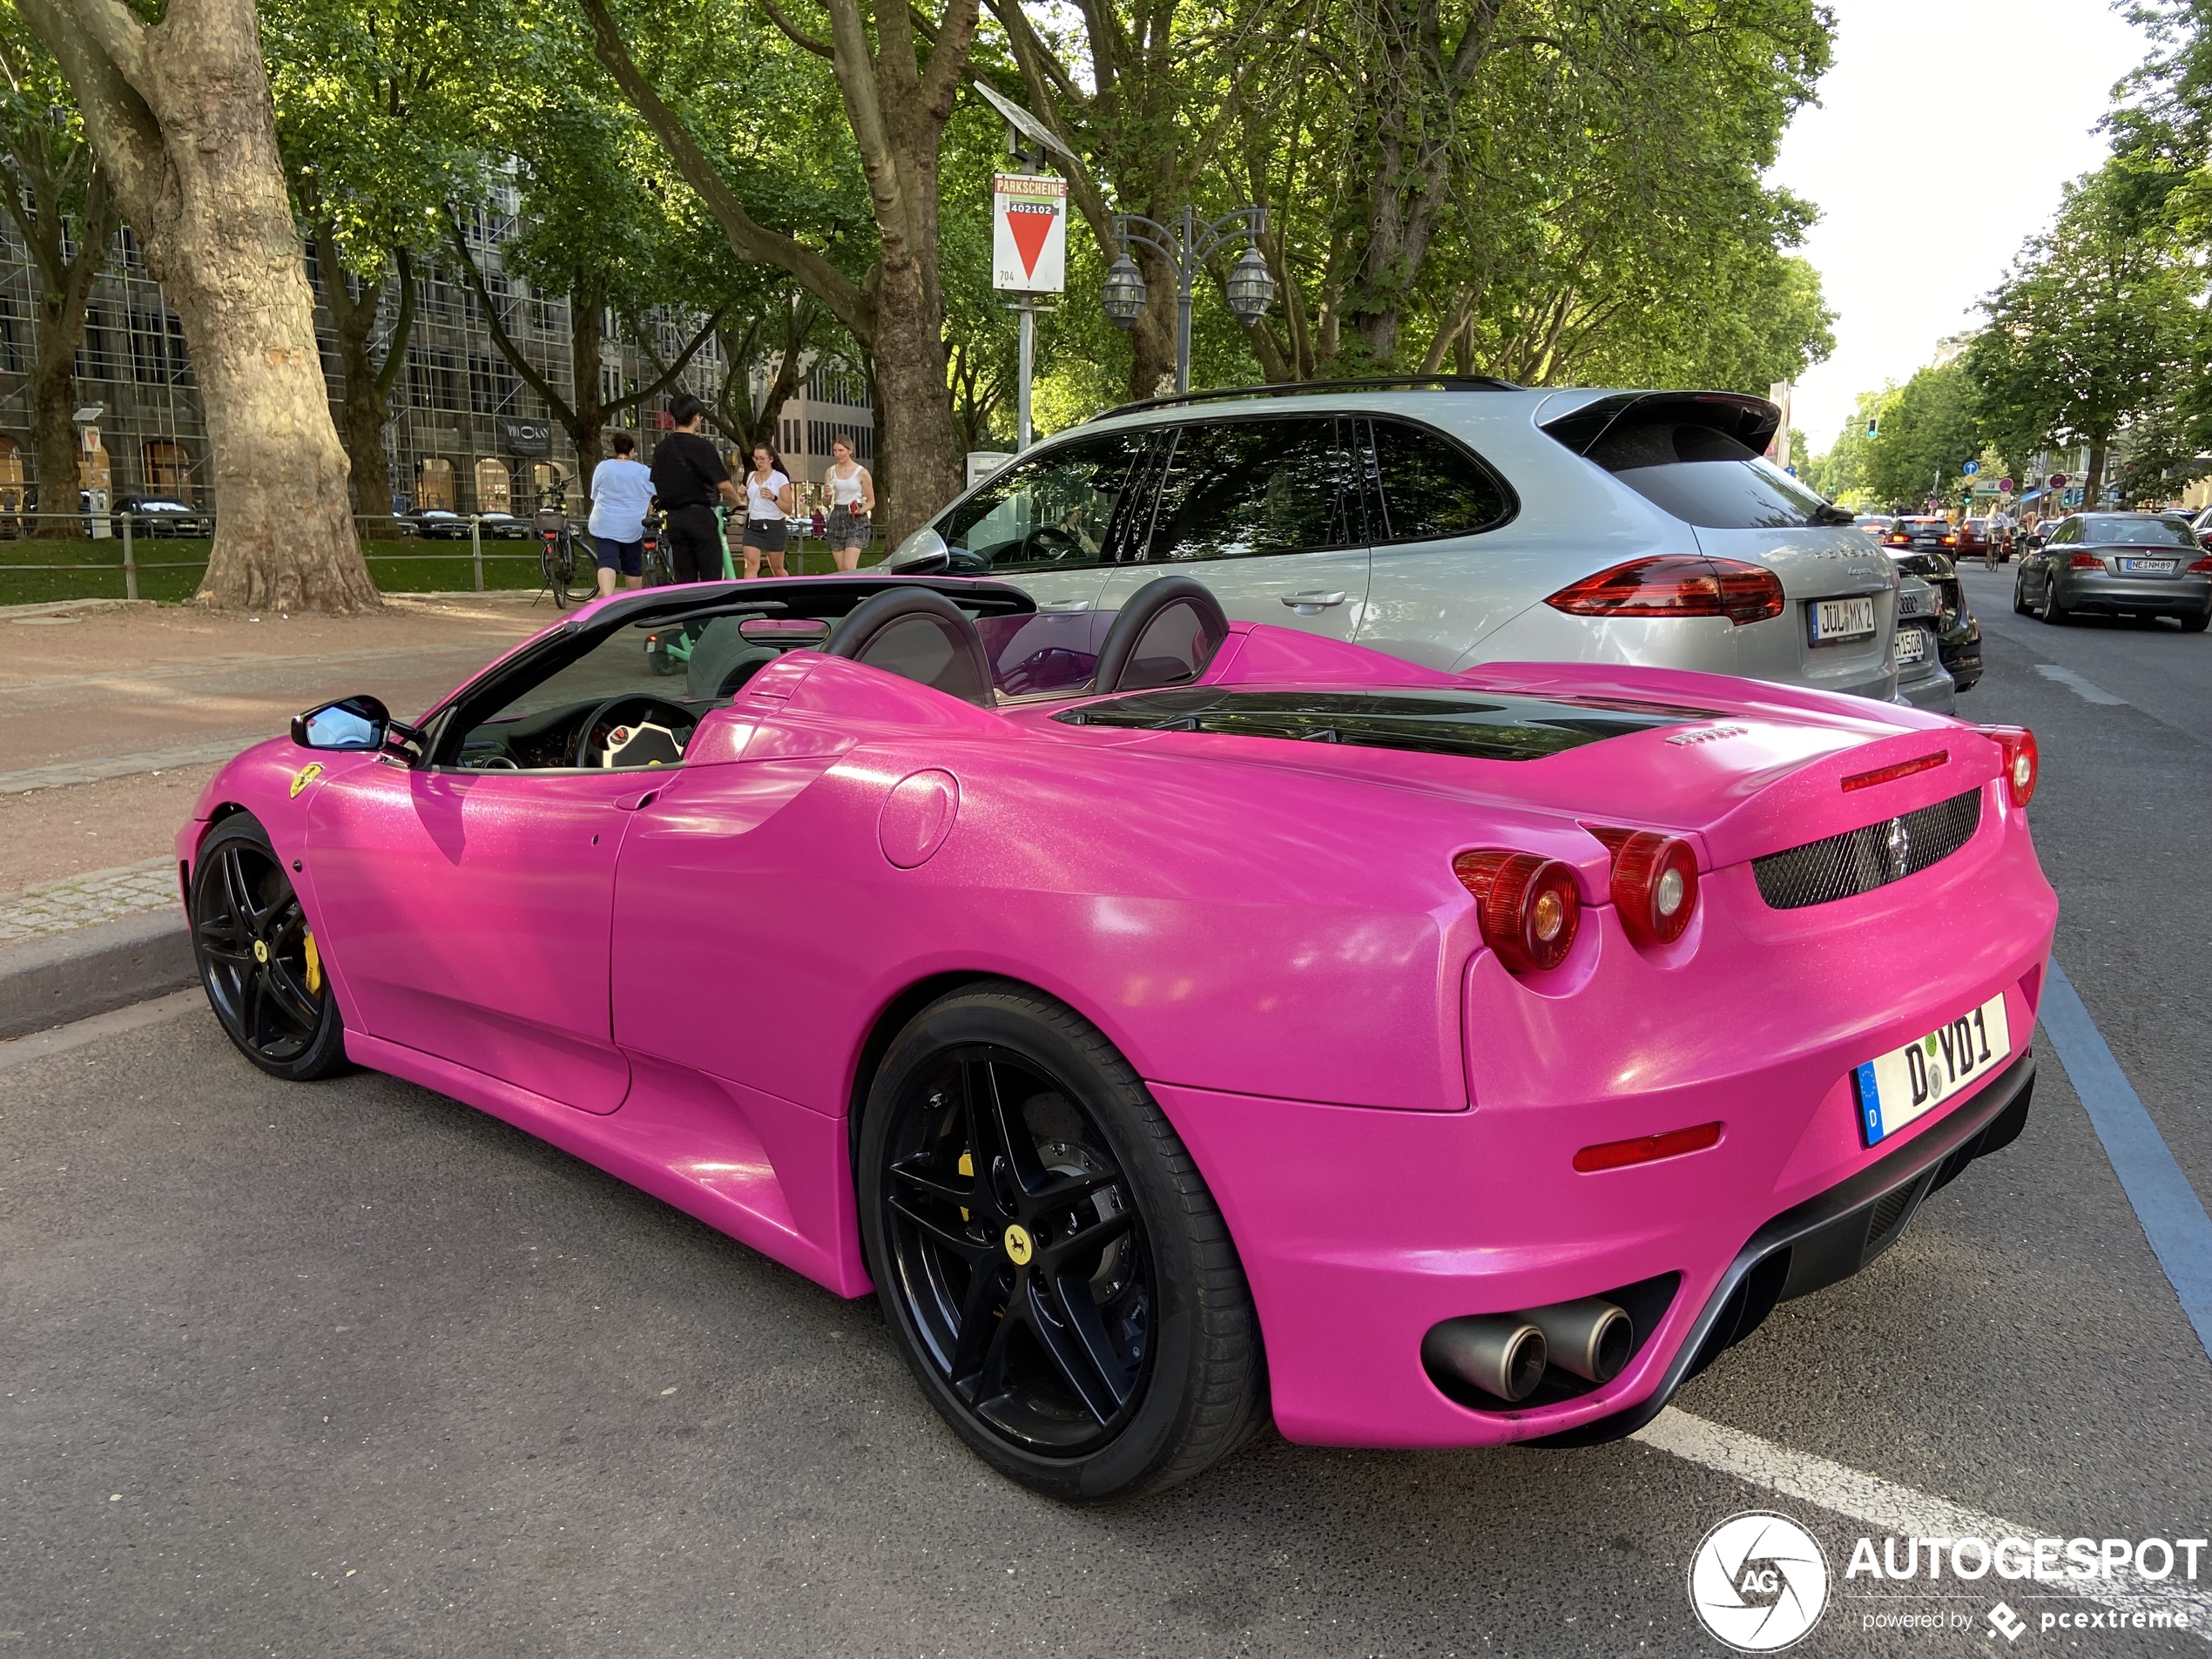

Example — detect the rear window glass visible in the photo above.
[2081,516,2195,546]
[1582,421,1832,529]
[1053,687,1706,761]
[1371,420,1512,542]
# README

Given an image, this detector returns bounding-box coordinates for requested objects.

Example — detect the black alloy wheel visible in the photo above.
[859,983,1266,1501]
[191,814,349,1081]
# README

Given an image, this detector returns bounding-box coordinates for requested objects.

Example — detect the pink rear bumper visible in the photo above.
[1150,783,2056,1448]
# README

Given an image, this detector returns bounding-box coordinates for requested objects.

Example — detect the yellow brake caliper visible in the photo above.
[304,930,322,996]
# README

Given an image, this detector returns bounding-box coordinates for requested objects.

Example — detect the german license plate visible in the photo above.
[1811,596,1876,642]
[2119,557,2177,574]
[1894,627,1927,666]
[1852,995,2012,1146]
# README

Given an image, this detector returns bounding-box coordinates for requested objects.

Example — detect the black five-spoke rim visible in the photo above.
[883,1048,1154,1455]
[195,840,322,1062]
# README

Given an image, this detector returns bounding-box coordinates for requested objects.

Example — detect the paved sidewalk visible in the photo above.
[0,592,544,894]
[0,856,177,944]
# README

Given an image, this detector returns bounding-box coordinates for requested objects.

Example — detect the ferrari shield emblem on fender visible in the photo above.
[289,762,325,799]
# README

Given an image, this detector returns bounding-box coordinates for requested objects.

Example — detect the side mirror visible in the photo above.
[292,694,392,752]
[886,526,951,575]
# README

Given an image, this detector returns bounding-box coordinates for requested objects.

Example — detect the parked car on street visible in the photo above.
[888,381,1907,707]
[185,572,2052,1499]
[397,509,474,541]
[1892,574,1956,711]
[1879,522,1981,694]
[1851,514,1894,540]
[2013,512,2212,630]
[476,511,533,540]
[111,496,212,537]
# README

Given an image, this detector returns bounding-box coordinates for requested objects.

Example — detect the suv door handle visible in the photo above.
[1282,590,1347,612]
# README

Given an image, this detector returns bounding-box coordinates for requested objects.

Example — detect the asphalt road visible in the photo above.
[3,573,2208,1657]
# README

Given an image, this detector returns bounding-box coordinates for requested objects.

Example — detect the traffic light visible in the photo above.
[1866,417,1878,439]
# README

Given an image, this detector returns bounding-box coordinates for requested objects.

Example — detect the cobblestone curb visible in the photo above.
[0,907,196,1041]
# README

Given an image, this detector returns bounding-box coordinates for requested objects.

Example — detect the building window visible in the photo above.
[408,347,463,412]
[130,308,189,385]
[418,456,455,510]
[142,440,194,503]
[0,434,24,516]
[475,456,512,514]
[469,353,515,415]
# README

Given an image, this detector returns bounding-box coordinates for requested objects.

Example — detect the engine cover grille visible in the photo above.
[1752,788,1983,910]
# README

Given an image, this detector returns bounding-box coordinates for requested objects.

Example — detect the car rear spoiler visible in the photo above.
[1539,391,1782,459]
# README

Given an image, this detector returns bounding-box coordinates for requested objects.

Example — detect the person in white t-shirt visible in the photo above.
[586,433,655,597]
[824,434,876,572]
[734,442,796,578]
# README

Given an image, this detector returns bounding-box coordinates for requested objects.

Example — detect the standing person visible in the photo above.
[737,442,796,579]
[648,395,744,583]
[586,433,654,597]
[825,435,876,573]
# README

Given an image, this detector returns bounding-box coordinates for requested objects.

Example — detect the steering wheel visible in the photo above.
[570,695,700,769]
[1016,523,1083,563]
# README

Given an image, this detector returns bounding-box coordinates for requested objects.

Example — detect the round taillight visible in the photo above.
[1977,725,2038,808]
[1611,831,1699,946]
[1453,850,1581,974]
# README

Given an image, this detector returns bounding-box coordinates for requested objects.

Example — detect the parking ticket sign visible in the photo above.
[993,173,1068,293]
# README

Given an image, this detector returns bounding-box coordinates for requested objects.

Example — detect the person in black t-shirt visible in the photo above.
[649,396,745,582]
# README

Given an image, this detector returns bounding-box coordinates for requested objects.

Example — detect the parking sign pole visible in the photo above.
[1018,297,1035,449]
[470,516,484,592]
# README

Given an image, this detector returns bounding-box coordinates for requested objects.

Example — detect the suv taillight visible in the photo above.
[1544,556,1784,625]
[1977,725,2038,808]
[1453,851,1581,973]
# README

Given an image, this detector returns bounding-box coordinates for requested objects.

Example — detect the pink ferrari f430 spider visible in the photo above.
[179,575,2054,1499]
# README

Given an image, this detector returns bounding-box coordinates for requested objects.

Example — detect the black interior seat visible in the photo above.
[822,585,996,706]
[1091,576,1231,693]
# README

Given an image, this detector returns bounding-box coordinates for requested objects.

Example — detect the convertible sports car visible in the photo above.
[179,574,2054,1500]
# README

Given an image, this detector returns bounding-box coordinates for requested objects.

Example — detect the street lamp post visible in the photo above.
[1102,205,1273,395]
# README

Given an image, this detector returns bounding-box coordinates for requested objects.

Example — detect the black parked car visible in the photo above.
[475,510,533,540]
[111,496,212,536]
[396,509,473,541]
[1878,519,1981,693]
[2013,512,2211,631]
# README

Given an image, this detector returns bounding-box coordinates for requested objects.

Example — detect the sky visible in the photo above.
[1769,0,2157,455]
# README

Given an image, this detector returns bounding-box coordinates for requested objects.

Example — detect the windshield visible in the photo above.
[2081,516,2195,547]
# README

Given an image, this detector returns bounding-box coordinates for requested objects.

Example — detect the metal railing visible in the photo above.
[0,509,865,602]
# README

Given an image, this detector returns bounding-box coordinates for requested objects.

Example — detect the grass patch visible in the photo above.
[0,534,885,607]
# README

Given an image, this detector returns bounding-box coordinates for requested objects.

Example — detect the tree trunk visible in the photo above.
[20,0,375,610]
[314,224,411,538]
[567,279,606,512]
[28,336,82,538]
[2085,440,2107,512]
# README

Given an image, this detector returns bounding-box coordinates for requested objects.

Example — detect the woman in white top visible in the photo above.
[735,442,796,579]
[824,435,876,573]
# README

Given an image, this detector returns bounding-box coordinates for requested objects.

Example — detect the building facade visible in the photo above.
[0,195,873,522]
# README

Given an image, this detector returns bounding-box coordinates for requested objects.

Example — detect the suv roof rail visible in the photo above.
[1090,374,1524,421]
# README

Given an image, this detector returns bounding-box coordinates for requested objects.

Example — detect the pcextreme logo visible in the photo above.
[1689,1511,1831,1652]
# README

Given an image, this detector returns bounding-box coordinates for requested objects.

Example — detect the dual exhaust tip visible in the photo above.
[1421,1298,1634,1403]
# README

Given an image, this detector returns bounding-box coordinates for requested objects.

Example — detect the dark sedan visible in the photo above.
[2013,513,2212,631]
[113,496,212,536]
[397,509,473,541]
[1881,523,1982,693]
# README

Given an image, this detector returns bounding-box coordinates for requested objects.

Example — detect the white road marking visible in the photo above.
[0,989,205,1073]
[2034,664,2128,705]
[1636,1409,2212,1636]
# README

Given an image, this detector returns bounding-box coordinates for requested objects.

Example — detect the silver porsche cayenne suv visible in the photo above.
[889,381,1903,704]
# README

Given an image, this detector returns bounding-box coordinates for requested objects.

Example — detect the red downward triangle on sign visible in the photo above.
[1008,207,1054,278]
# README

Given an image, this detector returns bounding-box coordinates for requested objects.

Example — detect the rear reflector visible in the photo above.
[1545,556,1784,626]
[1840,750,1948,792]
[1574,1122,1723,1173]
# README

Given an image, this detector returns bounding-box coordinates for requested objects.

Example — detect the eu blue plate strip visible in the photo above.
[2040,958,2212,1365]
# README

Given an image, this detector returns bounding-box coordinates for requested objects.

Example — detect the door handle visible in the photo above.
[1281,590,1348,613]
[616,788,659,811]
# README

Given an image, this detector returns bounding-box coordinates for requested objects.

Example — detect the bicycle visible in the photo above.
[535,482,583,609]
